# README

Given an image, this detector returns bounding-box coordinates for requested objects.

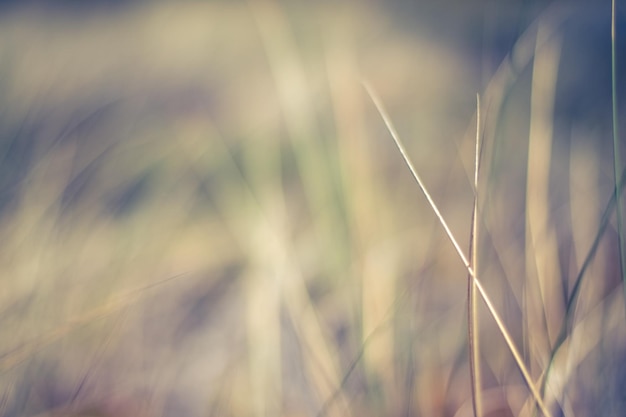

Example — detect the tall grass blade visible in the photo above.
[467,94,483,417]
[363,81,553,417]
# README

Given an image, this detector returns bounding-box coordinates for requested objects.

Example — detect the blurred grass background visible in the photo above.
[0,1,624,416]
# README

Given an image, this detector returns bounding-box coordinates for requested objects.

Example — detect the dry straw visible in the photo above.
[362,81,552,417]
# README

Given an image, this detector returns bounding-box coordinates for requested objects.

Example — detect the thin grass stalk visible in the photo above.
[467,94,483,417]
[363,81,553,417]
[611,0,626,313]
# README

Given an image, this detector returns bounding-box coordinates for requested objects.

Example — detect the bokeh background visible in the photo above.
[0,1,625,416]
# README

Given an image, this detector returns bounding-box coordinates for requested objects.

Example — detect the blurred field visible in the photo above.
[0,1,625,416]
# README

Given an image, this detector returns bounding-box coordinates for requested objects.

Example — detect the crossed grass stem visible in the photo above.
[362,81,552,417]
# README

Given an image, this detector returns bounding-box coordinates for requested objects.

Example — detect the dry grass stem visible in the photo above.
[467,93,483,417]
[363,81,553,417]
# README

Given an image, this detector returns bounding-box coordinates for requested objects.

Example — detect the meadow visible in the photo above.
[0,1,624,416]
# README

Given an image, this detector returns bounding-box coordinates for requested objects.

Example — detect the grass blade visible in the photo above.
[467,93,483,417]
[363,80,552,417]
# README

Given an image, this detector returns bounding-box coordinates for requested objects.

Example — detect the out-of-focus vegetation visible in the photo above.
[0,1,624,416]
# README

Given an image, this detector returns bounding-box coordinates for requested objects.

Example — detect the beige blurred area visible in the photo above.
[0,1,623,417]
